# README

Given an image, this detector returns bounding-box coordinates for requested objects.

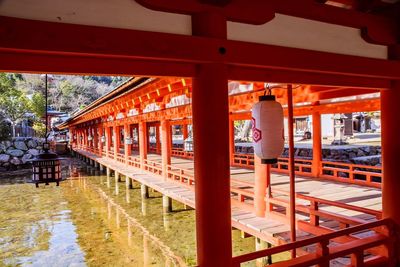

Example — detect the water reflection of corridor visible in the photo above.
[67,163,272,266]
[69,173,187,266]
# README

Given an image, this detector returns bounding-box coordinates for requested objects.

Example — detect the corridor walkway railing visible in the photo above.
[231,153,382,188]
[232,219,393,267]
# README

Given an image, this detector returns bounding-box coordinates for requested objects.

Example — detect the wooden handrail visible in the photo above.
[231,219,392,266]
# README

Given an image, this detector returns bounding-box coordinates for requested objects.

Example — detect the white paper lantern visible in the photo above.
[251,95,284,164]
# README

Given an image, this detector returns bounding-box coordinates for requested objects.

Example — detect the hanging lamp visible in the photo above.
[30,74,64,187]
[251,85,284,164]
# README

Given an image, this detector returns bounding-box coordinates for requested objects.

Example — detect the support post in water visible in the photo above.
[115,171,120,195]
[162,195,172,213]
[125,176,131,203]
[141,184,149,199]
[106,167,111,188]
[255,237,272,266]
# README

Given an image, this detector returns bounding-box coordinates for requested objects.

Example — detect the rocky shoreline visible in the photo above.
[0,138,44,171]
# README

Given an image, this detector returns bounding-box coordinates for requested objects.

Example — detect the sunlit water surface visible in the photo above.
[0,159,287,266]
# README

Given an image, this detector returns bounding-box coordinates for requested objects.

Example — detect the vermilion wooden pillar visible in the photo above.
[254,157,270,217]
[192,12,232,266]
[98,126,103,156]
[381,46,400,263]
[156,124,161,154]
[312,108,322,177]
[139,121,148,169]
[287,85,297,258]
[93,127,98,153]
[182,124,188,140]
[113,125,118,159]
[161,120,172,180]
[124,123,131,162]
[83,129,86,148]
[229,117,235,165]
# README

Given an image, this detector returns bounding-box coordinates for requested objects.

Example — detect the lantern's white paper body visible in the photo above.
[252,97,284,163]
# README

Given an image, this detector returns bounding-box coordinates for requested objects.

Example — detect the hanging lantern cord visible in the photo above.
[45,74,48,144]
[264,84,272,96]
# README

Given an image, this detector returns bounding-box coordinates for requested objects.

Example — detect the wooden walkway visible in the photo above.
[74,149,382,252]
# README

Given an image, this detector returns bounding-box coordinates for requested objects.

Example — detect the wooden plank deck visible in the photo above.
[74,150,382,249]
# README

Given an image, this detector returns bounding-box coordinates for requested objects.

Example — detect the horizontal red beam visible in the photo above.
[0,16,399,82]
[0,50,195,77]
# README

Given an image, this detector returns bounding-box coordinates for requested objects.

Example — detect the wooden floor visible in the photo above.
[148,154,382,213]
[75,150,382,253]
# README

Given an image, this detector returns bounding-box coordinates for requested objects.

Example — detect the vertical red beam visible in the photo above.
[98,126,103,156]
[287,84,296,258]
[113,125,118,159]
[105,127,111,157]
[139,121,148,169]
[93,126,98,154]
[192,12,232,267]
[182,124,188,140]
[124,123,131,163]
[254,156,270,217]
[382,47,400,263]
[312,105,322,177]
[156,123,161,154]
[229,117,235,165]
[161,120,172,180]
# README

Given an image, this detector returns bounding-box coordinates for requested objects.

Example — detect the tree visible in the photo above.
[30,92,46,118]
[0,74,31,137]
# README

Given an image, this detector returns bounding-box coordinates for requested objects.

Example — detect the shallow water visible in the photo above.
[0,159,288,266]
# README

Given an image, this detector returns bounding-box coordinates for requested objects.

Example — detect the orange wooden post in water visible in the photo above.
[139,121,148,169]
[312,107,322,177]
[192,12,232,267]
[161,120,172,180]
[124,123,131,163]
[381,46,400,265]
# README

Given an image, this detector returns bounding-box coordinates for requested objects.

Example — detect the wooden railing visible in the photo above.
[166,165,195,188]
[127,156,141,168]
[233,154,313,176]
[272,158,313,177]
[320,161,382,188]
[232,153,382,188]
[267,188,382,236]
[232,154,254,168]
[232,219,393,267]
[142,159,162,175]
[171,148,194,159]
[116,153,125,164]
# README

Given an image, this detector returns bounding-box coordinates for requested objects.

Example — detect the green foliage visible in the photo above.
[0,73,128,137]
[32,122,46,138]
[0,74,33,137]
[30,92,46,118]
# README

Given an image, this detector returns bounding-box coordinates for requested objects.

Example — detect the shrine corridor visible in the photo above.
[74,149,383,266]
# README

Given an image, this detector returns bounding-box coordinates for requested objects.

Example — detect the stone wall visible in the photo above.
[0,138,44,171]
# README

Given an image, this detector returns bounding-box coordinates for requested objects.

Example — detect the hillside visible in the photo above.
[13,74,129,113]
